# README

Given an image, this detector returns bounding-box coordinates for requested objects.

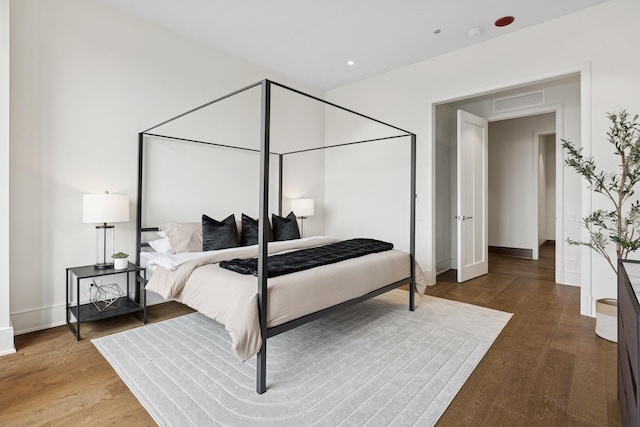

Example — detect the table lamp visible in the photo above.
[291,198,314,238]
[83,191,129,269]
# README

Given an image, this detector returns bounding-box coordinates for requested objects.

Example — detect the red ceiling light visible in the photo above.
[495,16,515,27]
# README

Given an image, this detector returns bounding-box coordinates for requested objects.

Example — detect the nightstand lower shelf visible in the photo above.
[66,297,146,339]
[66,263,147,340]
[68,297,145,322]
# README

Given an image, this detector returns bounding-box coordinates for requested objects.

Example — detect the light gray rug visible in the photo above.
[93,290,511,426]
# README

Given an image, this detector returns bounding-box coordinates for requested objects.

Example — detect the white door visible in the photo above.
[456,110,489,282]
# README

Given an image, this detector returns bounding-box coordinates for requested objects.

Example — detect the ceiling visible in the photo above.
[98,0,608,90]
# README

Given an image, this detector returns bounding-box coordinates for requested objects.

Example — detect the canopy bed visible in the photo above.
[135,79,418,394]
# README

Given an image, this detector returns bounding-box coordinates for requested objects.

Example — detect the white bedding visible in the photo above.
[146,236,426,361]
[141,249,217,272]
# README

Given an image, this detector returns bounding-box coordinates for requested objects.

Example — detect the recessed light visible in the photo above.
[495,16,515,27]
[433,29,441,35]
[347,60,355,66]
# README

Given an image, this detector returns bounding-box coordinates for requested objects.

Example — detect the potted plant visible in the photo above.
[112,251,129,270]
[562,110,640,342]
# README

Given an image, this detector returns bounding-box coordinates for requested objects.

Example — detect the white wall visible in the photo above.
[538,138,548,246]
[324,140,411,249]
[0,0,15,355]
[9,0,325,334]
[326,0,640,315]
[487,114,555,250]
[141,85,327,231]
[323,103,412,250]
[434,105,453,273]
[272,86,326,237]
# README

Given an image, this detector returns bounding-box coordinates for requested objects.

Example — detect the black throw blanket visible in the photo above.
[219,238,393,278]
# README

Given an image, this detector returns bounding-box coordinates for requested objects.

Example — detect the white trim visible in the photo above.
[429,64,585,106]
[533,132,540,261]
[579,64,593,317]
[428,105,438,285]
[436,258,452,275]
[429,64,590,303]
[0,326,15,356]
[11,303,66,335]
[554,110,565,287]
[0,0,13,356]
[486,104,562,122]
[532,131,558,261]
[493,90,545,113]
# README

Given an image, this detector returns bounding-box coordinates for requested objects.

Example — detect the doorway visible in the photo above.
[487,114,556,262]
[433,76,577,285]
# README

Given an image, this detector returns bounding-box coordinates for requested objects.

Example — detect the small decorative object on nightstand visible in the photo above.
[90,279,124,311]
[112,251,129,270]
[66,262,146,340]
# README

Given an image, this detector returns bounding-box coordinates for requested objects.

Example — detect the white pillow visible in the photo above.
[159,222,203,253]
[148,237,173,254]
[156,230,168,239]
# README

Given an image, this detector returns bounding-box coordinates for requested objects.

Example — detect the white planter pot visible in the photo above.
[113,258,128,270]
[595,298,617,342]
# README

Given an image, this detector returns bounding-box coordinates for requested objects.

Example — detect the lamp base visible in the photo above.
[94,262,114,270]
[95,224,115,269]
[298,216,306,238]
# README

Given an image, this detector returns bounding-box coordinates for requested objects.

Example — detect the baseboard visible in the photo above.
[0,326,15,356]
[10,291,179,335]
[436,258,452,275]
[562,271,581,287]
[488,246,533,259]
[11,303,66,335]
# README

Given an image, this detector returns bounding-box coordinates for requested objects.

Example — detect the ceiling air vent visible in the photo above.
[493,91,544,113]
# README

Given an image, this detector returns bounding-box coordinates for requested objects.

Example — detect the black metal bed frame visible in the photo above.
[136,79,417,394]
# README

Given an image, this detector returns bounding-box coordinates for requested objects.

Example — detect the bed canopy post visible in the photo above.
[257,79,271,394]
[135,132,144,302]
[278,154,283,216]
[409,133,416,312]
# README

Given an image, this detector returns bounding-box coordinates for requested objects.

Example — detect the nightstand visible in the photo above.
[66,262,146,340]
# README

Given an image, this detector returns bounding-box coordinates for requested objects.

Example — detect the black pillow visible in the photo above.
[272,211,301,241]
[241,213,273,246]
[202,214,239,251]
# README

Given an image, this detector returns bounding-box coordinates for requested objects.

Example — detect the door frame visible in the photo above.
[428,63,593,316]
[487,105,562,283]
[532,130,557,261]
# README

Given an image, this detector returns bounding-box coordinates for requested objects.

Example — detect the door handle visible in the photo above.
[454,216,473,220]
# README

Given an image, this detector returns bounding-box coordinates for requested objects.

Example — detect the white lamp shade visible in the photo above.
[83,193,129,224]
[291,198,314,217]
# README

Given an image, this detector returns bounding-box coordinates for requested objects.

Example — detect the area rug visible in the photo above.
[93,290,511,426]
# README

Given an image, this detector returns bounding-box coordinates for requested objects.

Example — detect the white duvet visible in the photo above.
[146,236,426,361]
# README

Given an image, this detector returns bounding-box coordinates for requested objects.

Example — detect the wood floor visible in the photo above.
[432,246,621,426]
[0,246,621,426]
